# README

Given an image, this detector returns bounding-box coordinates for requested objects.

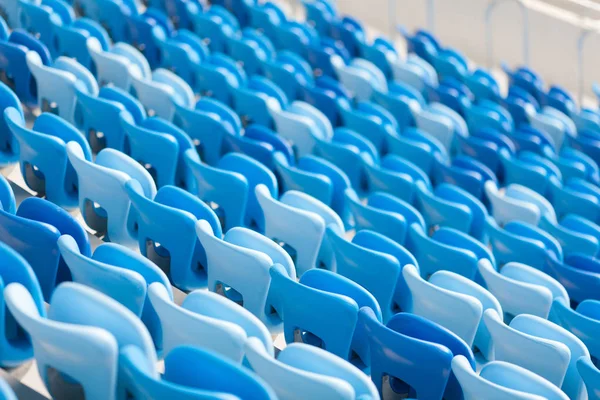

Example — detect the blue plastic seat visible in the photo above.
[245,337,379,400]
[156,28,208,89]
[544,254,600,304]
[6,107,92,209]
[479,259,569,320]
[0,30,51,108]
[256,184,342,276]
[18,0,74,59]
[268,99,333,158]
[551,299,600,361]
[407,222,493,280]
[58,234,172,352]
[174,98,242,166]
[227,28,275,76]
[0,376,16,400]
[67,141,157,248]
[88,40,152,90]
[267,264,381,369]
[331,56,386,102]
[486,217,562,270]
[338,100,396,155]
[346,190,424,245]
[263,50,314,104]
[452,355,569,400]
[191,5,238,53]
[126,181,221,291]
[577,356,600,400]
[192,53,246,105]
[148,282,273,363]
[77,0,133,43]
[403,264,483,347]
[52,18,111,71]
[27,53,99,124]
[327,226,416,320]
[130,68,195,121]
[484,309,588,397]
[359,307,471,400]
[76,85,147,153]
[0,241,46,367]
[0,82,23,166]
[196,220,296,331]
[5,282,157,400]
[416,181,488,241]
[551,177,600,224]
[126,10,173,69]
[274,152,351,222]
[0,187,90,301]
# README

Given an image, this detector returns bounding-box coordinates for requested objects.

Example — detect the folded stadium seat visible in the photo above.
[0,241,46,367]
[327,226,417,320]
[544,254,600,305]
[0,83,24,167]
[5,107,92,209]
[577,356,600,400]
[88,39,152,90]
[58,234,173,352]
[27,52,99,124]
[551,299,600,362]
[245,337,379,400]
[0,175,90,301]
[67,141,156,248]
[186,150,277,232]
[484,309,589,400]
[227,28,275,76]
[196,219,296,331]
[174,98,243,165]
[191,5,238,53]
[359,307,475,400]
[267,264,381,371]
[256,184,342,275]
[76,0,134,42]
[125,8,174,69]
[125,181,222,291]
[479,259,569,320]
[148,282,273,363]
[452,355,569,400]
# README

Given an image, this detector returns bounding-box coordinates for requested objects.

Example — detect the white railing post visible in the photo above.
[485,0,529,68]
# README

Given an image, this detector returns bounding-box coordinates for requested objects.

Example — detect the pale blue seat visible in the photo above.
[256,184,343,276]
[551,299,600,361]
[148,283,273,363]
[577,356,600,400]
[196,219,296,332]
[404,264,483,347]
[245,338,379,400]
[58,235,172,352]
[66,141,157,248]
[479,259,569,320]
[88,40,151,90]
[452,355,568,400]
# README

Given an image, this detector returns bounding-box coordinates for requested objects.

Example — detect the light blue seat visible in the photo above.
[429,270,502,360]
[130,68,196,121]
[327,226,416,320]
[58,235,173,352]
[148,283,273,363]
[346,190,424,245]
[500,149,562,196]
[0,82,23,166]
[67,141,157,248]
[121,344,275,399]
[267,264,381,369]
[174,98,242,166]
[75,85,147,154]
[88,40,151,90]
[274,152,351,223]
[407,223,493,280]
[551,177,600,225]
[544,254,600,304]
[551,299,600,361]
[268,99,333,157]
[196,219,296,332]
[0,242,45,367]
[27,53,99,124]
[416,181,488,241]
[186,151,277,232]
[479,259,569,320]
[338,100,397,155]
[486,217,563,270]
[331,55,387,102]
[245,338,379,400]
[484,309,585,394]
[363,154,430,205]
[577,356,600,400]
[403,264,483,347]
[126,181,221,291]
[452,355,569,400]
[256,184,342,276]
[5,107,92,209]
[5,282,157,400]
[122,116,197,191]
[0,376,16,400]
